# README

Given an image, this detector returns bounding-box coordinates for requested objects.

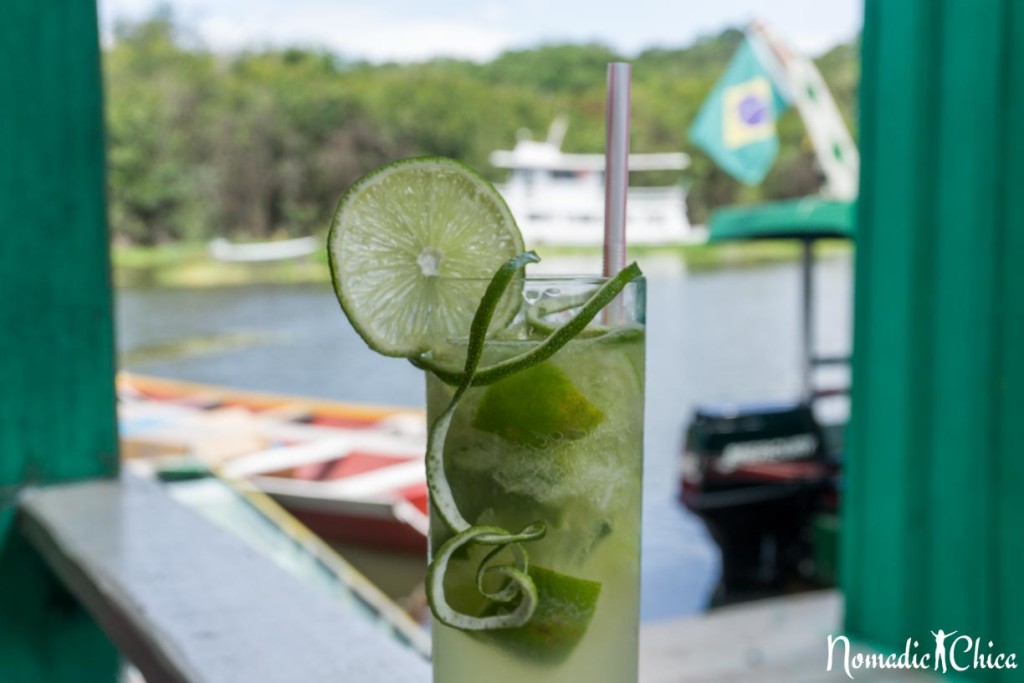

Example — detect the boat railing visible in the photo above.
[628,185,685,198]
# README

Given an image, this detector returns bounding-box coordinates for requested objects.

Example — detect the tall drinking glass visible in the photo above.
[426,276,645,683]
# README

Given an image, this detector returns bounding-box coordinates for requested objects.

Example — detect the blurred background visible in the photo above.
[6,0,1023,680]
[104,0,859,624]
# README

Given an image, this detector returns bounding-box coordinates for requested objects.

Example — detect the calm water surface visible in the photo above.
[116,252,853,622]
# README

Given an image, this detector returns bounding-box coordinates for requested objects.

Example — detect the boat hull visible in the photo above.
[117,373,430,555]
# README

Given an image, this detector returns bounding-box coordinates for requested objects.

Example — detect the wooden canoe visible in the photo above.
[117,373,429,554]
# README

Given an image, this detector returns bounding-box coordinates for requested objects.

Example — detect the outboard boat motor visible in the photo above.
[680,401,836,591]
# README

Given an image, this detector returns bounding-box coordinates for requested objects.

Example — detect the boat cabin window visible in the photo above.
[511,169,600,184]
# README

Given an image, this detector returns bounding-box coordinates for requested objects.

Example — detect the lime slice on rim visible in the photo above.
[328,156,524,358]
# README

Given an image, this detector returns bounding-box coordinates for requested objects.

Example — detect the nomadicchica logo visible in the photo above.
[826,630,1017,679]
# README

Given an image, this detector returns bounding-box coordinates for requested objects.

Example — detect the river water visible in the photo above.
[115,252,853,622]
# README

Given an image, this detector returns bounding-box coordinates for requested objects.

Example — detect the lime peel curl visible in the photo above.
[424,250,540,534]
[427,524,546,631]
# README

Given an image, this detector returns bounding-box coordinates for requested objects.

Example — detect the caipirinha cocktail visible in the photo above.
[327,157,645,682]
[428,308,644,681]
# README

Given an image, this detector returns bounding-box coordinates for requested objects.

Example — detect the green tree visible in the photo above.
[105,13,218,244]
[482,44,623,94]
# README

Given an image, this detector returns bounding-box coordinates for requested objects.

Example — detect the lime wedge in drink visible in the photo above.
[472,362,604,447]
[476,564,602,664]
[328,156,524,358]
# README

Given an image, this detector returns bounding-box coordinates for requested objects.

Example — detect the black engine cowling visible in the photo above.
[680,402,837,591]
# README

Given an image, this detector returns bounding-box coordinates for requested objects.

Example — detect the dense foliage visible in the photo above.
[104,14,858,245]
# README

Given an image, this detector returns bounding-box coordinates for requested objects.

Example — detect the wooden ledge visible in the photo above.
[18,474,429,683]
[640,591,937,682]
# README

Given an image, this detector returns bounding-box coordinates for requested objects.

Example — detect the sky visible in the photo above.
[97,0,862,63]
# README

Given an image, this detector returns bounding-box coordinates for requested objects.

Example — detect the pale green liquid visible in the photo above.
[427,326,645,682]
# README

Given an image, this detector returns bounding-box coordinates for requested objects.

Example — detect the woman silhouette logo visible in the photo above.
[931,629,958,673]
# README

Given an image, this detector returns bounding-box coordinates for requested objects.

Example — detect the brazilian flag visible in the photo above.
[688,36,789,185]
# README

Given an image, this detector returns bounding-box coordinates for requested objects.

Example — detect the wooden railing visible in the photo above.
[19,475,429,683]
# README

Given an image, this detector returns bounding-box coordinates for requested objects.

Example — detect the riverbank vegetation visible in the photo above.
[105,10,857,284]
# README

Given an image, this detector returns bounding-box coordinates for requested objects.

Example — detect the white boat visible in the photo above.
[209,236,319,263]
[489,118,703,246]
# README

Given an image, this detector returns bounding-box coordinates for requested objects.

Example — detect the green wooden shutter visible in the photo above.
[0,1,119,680]
[845,0,1024,675]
